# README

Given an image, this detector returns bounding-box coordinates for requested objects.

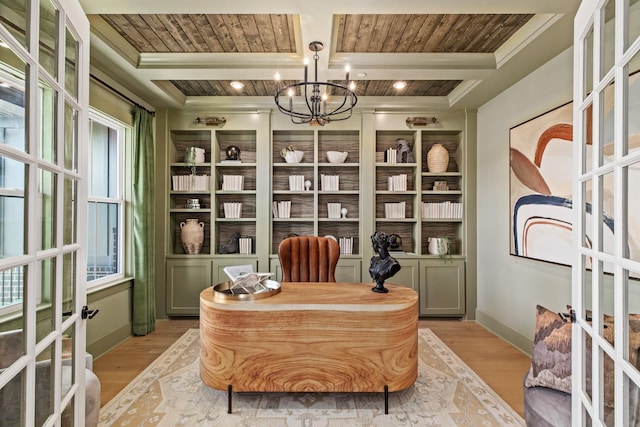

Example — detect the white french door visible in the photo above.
[573,0,640,425]
[0,0,89,425]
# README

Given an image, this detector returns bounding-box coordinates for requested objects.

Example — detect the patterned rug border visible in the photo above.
[99,328,524,426]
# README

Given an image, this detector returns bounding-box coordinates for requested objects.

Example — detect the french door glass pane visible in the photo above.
[584,101,594,174]
[628,161,640,263]
[0,36,27,153]
[86,201,119,281]
[63,178,76,245]
[602,82,615,166]
[0,156,26,257]
[39,168,56,250]
[0,265,25,335]
[0,0,28,48]
[602,1,616,79]
[629,1,640,51]
[585,25,595,98]
[36,257,55,341]
[39,78,57,163]
[61,324,75,403]
[35,343,55,424]
[64,26,78,100]
[602,171,615,258]
[64,102,77,171]
[62,252,74,316]
[38,0,58,79]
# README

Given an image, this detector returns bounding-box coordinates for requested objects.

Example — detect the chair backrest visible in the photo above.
[278,236,340,282]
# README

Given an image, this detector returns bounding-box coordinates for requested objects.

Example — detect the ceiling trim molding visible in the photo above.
[329,52,496,71]
[87,15,139,68]
[494,13,563,69]
[137,52,303,69]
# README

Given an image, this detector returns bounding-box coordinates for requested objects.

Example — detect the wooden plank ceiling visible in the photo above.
[100,13,533,97]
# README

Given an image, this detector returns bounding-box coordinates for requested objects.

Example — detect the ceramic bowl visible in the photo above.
[326,151,348,163]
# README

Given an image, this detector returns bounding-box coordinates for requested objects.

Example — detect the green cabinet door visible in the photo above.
[419,260,465,316]
[166,259,212,315]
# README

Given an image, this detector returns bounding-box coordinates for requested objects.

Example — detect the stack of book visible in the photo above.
[385,148,398,163]
[223,202,242,218]
[221,175,244,191]
[339,236,354,254]
[422,201,463,219]
[239,237,252,254]
[289,175,306,191]
[272,200,291,218]
[387,174,407,191]
[172,174,210,191]
[385,201,406,219]
[320,174,339,191]
[327,203,342,218]
[433,180,449,191]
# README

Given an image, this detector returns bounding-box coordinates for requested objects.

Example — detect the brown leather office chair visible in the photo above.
[278,236,340,282]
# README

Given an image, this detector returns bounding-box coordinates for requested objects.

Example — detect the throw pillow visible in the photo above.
[525,304,572,394]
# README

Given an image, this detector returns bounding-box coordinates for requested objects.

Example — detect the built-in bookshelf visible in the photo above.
[271,129,361,256]
[168,130,212,255]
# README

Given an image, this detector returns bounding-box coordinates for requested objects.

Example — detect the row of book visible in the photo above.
[238,237,252,254]
[387,174,408,191]
[339,236,354,255]
[172,174,210,192]
[384,148,399,164]
[384,201,406,219]
[221,175,244,191]
[289,175,306,191]
[422,201,463,219]
[327,203,342,219]
[320,174,339,191]
[223,202,242,218]
[272,201,291,218]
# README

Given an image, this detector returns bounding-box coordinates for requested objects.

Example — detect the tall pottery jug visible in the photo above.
[426,143,449,173]
[180,219,205,254]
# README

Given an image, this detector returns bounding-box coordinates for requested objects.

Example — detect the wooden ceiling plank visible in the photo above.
[253,14,277,52]
[439,14,473,52]
[209,80,228,96]
[139,14,182,52]
[425,14,458,53]
[476,14,532,52]
[162,14,197,53]
[457,14,495,52]
[100,14,152,52]
[191,14,225,52]
[366,15,393,53]
[353,14,377,53]
[172,15,211,52]
[334,14,347,52]
[394,14,427,53]
[125,14,171,52]
[340,14,362,53]
[380,15,412,53]
[408,15,441,53]
[204,15,236,52]
[222,14,251,53]
[270,14,295,53]
[237,14,264,53]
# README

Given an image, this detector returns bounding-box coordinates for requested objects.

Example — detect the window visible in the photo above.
[86,112,125,286]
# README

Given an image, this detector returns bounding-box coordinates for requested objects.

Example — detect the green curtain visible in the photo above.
[132,107,156,335]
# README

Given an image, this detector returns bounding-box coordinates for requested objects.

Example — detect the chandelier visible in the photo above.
[274,41,357,126]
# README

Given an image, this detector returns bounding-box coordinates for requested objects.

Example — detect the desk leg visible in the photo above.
[228,384,233,414]
[384,385,389,414]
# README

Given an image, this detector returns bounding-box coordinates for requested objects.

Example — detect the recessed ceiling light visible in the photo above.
[230,81,244,90]
[393,81,407,90]
[357,72,367,78]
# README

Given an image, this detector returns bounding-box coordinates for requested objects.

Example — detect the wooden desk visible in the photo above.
[199,282,418,412]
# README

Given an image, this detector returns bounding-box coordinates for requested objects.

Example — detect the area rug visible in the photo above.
[98,329,524,426]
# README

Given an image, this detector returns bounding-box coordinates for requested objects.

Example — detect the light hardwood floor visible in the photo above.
[93,318,531,417]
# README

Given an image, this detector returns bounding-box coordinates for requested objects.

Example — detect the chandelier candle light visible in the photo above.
[274,41,357,125]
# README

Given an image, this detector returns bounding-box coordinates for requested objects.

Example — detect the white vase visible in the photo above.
[428,237,449,256]
[180,219,205,254]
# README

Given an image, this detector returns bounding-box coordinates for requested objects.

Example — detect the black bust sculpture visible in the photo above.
[220,232,241,254]
[369,231,401,293]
